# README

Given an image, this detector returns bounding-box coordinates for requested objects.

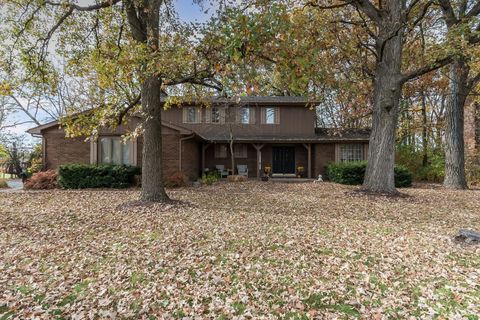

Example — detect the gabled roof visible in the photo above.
[27,118,193,136]
[27,119,61,135]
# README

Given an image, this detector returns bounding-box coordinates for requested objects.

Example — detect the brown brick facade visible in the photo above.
[31,101,370,181]
[41,125,202,180]
[182,138,200,180]
[43,127,91,169]
[313,143,336,176]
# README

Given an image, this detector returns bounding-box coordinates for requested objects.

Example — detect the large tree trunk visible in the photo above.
[140,75,170,202]
[127,0,169,202]
[444,60,469,189]
[363,71,402,193]
[363,1,404,194]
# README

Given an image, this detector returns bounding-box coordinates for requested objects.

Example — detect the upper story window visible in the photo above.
[206,106,225,124]
[339,144,364,162]
[211,107,221,123]
[234,144,247,158]
[183,107,201,124]
[237,107,255,124]
[100,137,132,165]
[262,107,279,124]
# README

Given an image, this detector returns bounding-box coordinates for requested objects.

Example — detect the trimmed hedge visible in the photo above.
[58,164,141,189]
[326,161,412,188]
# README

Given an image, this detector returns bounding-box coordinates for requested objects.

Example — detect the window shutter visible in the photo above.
[205,108,211,123]
[236,107,241,123]
[249,107,255,124]
[196,108,202,123]
[219,107,226,124]
[260,107,266,124]
[274,107,280,124]
[182,108,187,123]
[90,138,98,164]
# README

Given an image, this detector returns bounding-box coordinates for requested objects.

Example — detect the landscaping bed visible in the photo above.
[1,182,479,318]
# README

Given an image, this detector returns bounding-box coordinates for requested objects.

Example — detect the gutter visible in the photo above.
[178,134,196,172]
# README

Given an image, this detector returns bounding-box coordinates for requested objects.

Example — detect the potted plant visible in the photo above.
[262,165,272,181]
[296,166,304,178]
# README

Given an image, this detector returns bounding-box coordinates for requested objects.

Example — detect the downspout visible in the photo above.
[179,134,196,172]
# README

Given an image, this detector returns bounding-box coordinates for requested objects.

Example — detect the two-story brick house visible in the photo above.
[27,97,370,180]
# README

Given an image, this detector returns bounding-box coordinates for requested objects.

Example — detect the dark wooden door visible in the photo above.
[272,147,295,174]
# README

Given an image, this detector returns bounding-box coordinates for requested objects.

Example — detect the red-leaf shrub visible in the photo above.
[165,172,188,188]
[24,170,58,190]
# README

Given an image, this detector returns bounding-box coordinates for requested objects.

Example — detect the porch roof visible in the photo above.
[199,128,370,143]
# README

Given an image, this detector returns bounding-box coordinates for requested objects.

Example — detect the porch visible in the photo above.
[201,142,313,179]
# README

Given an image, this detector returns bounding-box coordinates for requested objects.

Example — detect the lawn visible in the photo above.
[1,182,479,319]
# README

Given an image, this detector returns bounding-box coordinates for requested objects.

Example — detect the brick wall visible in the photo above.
[313,143,336,177]
[182,139,200,180]
[41,125,201,180]
[43,127,90,169]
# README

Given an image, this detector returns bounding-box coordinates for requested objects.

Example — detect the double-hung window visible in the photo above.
[237,107,255,124]
[206,106,224,124]
[100,137,132,165]
[239,107,250,124]
[262,107,279,124]
[183,107,201,124]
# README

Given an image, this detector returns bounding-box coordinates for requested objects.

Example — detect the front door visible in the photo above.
[272,147,295,174]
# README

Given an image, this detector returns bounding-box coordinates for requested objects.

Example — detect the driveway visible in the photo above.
[0,179,23,192]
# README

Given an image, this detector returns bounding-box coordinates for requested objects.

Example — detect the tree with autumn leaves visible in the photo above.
[209,0,480,192]
[2,0,480,200]
[305,0,480,191]
[1,0,224,202]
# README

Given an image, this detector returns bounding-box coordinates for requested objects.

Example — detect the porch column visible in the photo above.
[302,143,312,179]
[201,143,210,173]
[252,144,265,179]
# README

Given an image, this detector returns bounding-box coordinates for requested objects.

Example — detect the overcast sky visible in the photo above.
[4,0,211,142]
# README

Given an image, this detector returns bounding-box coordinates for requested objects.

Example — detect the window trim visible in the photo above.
[98,136,135,165]
[239,107,250,124]
[261,107,280,124]
[335,143,365,163]
[206,106,225,124]
[236,106,255,124]
[183,106,201,124]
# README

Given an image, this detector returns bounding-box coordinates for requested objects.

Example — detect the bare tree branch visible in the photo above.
[401,56,452,83]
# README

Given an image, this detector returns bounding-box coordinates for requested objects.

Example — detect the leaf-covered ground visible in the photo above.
[1,182,479,319]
